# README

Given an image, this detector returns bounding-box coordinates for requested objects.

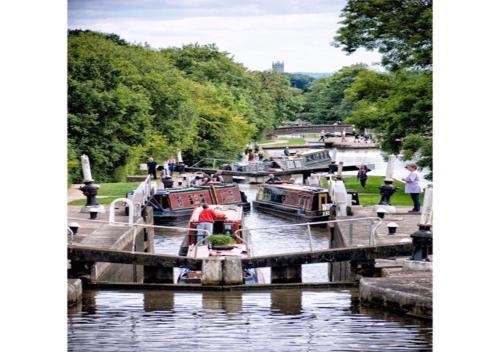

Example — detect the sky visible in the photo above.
[68,0,382,73]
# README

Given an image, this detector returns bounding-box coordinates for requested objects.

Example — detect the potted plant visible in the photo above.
[209,234,236,249]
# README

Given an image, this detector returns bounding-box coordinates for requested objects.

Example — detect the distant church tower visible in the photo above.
[272,61,285,73]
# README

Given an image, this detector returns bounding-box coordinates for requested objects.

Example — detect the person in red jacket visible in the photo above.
[196,203,225,243]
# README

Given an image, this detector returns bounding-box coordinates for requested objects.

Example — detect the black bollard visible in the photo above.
[378,179,397,205]
[79,181,101,219]
[410,225,432,261]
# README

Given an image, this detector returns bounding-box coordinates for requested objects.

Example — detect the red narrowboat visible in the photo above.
[178,205,264,284]
[147,183,250,224]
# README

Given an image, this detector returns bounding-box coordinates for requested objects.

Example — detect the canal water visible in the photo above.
[68,181,433,351]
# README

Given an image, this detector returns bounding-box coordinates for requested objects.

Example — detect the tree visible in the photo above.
[302,64,368,123]
[68,31,301,181]
[333,0,432,71]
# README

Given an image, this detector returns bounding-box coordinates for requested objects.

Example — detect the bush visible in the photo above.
[208,234,235,246]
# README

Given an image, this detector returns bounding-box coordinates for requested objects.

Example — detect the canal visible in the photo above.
[68,180,432,351]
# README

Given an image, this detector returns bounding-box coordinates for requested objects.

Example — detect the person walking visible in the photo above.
[248,150,255,161]
[147,157,158,179]
[356,164,369,188]
[168,158,176,176]
[401,163,422,213]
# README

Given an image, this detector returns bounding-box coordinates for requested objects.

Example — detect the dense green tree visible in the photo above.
[302,64,368,123]
[333,0,432,71]
[68,31,300,182]
[344,69,432,176]
[284,73,315,91]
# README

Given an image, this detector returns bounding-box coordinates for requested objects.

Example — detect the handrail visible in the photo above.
[66,217,211,237]
[234,217,383,254]
[191,157,237,168]
[109,198,134,226]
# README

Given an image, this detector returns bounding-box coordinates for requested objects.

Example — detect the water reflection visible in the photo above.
[271,290,302,315]
[202,291,243,314]
[68,289,432,351]
[143,290,175,312]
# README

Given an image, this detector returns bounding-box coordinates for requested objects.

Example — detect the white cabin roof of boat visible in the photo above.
[190,204,243,222]
[263,183,327,193]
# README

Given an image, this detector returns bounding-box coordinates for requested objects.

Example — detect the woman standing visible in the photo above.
[356,164,369,188]
[402,163,422,213]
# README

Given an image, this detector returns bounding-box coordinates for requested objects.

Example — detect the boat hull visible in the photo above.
[252,200,330,223]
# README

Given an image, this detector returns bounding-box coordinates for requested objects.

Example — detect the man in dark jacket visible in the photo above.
[147,157,158,179]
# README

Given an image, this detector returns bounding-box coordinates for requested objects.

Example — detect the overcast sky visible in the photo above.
[68,0,382,73]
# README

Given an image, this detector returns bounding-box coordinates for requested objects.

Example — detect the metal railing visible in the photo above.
[67,216,382,259]
[234,216,383,253]
[190,158,237,168]
[66,217,210,251]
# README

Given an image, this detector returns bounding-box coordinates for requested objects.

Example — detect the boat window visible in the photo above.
[176,195,184,207]
[188,195,194,205]
[199,193,206,203]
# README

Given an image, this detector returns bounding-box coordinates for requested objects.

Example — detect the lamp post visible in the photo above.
[78,154,105,219]
[378,154,397,205]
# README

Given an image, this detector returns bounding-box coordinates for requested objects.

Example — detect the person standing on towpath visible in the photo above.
[356,164,370,188]
[147,157,157,179]
[400,163,422,213]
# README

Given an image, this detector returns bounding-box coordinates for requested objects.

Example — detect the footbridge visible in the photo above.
[266,124,354,138]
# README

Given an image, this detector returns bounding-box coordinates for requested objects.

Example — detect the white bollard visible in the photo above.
[177,150,183,163]
[80,154,93,182]
[385,154,396,180]
[420,186,433,225]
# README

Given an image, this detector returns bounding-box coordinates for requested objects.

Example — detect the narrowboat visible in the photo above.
[177,205,265,284]
[253,184,332,222]
[147,183,250,225]
[220,149,333,173]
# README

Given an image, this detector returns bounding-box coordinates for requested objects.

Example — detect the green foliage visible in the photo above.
[68,31,300,181]
[341,176,423,206]
[67,182,139,205]
[208,234,236,246]
[344,70,432,176]
[284,73,315,91]
[333,0,432,71]
[302,65,368,123]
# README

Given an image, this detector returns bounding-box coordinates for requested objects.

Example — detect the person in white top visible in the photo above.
[401,163,422,213]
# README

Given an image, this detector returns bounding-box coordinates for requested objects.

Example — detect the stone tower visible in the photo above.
[272,61,285,73]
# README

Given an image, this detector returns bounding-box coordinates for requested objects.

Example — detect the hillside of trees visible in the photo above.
[301,0,432,176]
[68,30,303,182]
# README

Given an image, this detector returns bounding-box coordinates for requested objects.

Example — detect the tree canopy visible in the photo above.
[333,0,432,71]
[68,31,302,182]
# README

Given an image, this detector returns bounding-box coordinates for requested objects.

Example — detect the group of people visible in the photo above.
[244,143,264,161]
[356,162,422,213]
[146,157,176,180]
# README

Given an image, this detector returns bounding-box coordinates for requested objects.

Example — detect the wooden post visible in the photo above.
[271,265,302,284]
[143,266,174,283]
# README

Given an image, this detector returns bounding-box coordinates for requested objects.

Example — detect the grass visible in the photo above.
[68,182,140,205]
[321,176,423,207]
[259,136,307,147]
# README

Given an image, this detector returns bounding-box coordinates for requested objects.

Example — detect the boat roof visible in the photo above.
[189,204,243,222]
[155,183,238,195]
[262,183,327,193]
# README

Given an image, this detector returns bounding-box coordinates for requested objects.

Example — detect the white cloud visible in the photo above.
[70,12,382,72]
[69,1,383,72]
